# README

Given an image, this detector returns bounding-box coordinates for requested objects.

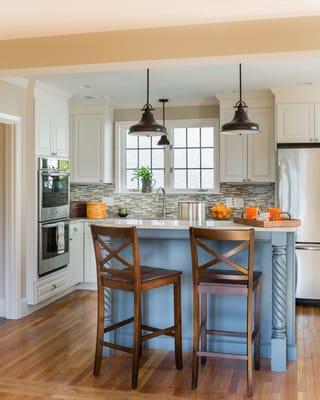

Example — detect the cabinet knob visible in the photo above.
[69,238,73,241]
[310,138,314,142]
[243,178,246,182]
[247,178,251,182]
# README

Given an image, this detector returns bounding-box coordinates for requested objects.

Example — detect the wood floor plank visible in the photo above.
[0,290,318,399]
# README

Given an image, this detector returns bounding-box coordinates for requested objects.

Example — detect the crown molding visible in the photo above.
[33,80,72,99]
[112,97,218,110]
[0,76,29,88]
[215,90,274,109]
[271,86,320,103]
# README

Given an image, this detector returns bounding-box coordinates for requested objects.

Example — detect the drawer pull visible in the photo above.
[51,284,57,290]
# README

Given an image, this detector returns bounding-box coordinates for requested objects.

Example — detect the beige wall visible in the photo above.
[0,124,5,300]
[0,16,320,71]
[114,104,219,122]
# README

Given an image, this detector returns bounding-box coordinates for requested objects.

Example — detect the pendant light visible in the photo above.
[221,64,260,135]
[129,68,166,136]
[157,98,171,146]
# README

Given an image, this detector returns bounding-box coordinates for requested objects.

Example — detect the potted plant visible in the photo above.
[131,166,155,193]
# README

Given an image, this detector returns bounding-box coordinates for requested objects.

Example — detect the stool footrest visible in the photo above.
[103,341,133,354]
[104,317,134,333]
[197,351,248,360]
[206,328,259,340]
[142,325,175,341]
[206,329,246,338]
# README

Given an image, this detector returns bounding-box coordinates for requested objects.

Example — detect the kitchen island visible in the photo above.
[84,218,298,372]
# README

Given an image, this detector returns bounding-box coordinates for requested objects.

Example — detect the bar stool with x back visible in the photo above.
[90,224,183,389]
[189,227,262,397]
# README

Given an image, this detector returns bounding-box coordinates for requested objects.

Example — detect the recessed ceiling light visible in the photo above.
[78,84,93,89]
[103,96,115,100]
[82,95,97,100]
[223,90,236,94]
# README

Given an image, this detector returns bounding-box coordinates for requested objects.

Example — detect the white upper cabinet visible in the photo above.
[219,100,275,183]
[220,109,248,182]
[53,96,69,158]
[247,109,275,182]
[72,114,104,183]
[70,103,113,184]
[276,103,314,143]
[315,104,320,143]
[34,83,70,158]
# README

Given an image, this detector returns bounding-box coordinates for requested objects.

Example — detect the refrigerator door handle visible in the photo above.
[296,244,320,251]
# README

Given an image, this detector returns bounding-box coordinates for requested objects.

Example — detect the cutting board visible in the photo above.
[233,217,301,228]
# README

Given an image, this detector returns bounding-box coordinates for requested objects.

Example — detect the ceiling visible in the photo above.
[1,0,320,39]
[33,57,320,107]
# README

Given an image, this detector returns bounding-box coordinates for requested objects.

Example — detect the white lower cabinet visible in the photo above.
[84,231,97,284]
[69,222,84,286]
[35,269,68,303]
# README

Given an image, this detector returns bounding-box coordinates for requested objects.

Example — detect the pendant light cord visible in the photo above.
[146,68,150,105]
[162,100,165,126]
[239,64,242,104]
[236,63,247,108]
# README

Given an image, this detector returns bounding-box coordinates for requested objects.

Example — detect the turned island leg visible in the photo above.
[271,233,287,372]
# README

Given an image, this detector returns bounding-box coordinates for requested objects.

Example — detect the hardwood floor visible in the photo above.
[0,291,317,399]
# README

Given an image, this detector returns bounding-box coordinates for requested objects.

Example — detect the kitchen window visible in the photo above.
[115,119,219,193]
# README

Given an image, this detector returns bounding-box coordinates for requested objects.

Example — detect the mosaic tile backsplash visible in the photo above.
[71,183,276,219]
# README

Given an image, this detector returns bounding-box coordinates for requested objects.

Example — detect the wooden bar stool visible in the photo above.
[90,224,183,389]
[189,227,262,397]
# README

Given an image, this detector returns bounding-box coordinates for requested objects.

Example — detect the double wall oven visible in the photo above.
[38,158,70,277]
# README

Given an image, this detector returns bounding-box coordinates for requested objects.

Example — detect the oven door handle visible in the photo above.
[42,221,69,228]
[40,171,70,177]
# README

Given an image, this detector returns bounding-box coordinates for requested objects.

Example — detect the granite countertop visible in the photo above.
[70,217,299,232]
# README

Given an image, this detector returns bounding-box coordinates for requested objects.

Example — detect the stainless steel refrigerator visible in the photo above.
[278,144,320,302]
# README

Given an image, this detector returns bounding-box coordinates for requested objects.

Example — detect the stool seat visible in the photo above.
[102,266,182,291]
[199,269,262,287]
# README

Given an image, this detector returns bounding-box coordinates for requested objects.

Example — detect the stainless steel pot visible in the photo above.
[178,201,206,224]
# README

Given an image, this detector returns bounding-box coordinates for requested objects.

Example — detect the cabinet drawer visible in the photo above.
[35,270,68,303]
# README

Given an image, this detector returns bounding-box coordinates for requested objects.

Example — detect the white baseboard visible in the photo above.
[20,284,96,317]
[0,298,5,318]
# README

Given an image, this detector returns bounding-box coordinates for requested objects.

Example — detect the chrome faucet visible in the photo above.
[156,187,166,218]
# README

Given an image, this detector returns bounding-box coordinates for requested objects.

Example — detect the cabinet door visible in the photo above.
[35,92,52,156]
[84,234,97,283]
[69,223,83,286]
[53,98,69,158]
[220,109,247,182]
[277,103,314,143]
[247,108,275,182]
[315,104,320,143]
[72,115,103,183]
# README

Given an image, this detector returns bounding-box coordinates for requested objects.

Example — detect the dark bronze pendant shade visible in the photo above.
[129,69,167,137]
[157,98,171,146]
[221,64,260,135]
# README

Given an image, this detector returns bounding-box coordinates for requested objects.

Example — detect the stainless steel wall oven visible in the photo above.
[38,158,70,277]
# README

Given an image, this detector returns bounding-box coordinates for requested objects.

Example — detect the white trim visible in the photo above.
[3,118,23,319]
[0,77,29,88]
[216,90,274,109]
[33,80,72,99]
[271,87,320,104]
[115,118,220,194]
[0,299,5,317]
[112,98,218,109]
